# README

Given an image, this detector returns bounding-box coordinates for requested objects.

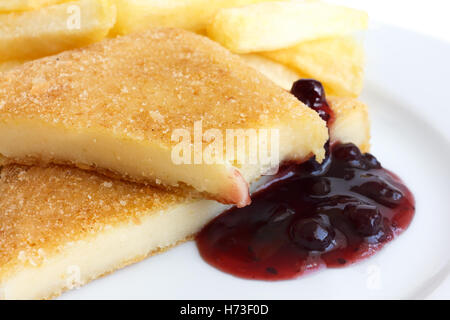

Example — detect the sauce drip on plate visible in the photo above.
[196,79,415,280]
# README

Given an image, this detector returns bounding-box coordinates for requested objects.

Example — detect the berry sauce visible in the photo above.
[290,79,334,125]
[195,79,415,280]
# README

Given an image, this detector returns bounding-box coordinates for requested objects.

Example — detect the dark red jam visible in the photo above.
[196,142,415,280]
[290,79,334,125]
[195,79,415,281]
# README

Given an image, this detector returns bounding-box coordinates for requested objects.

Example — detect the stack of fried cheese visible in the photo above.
[0,28,370,299]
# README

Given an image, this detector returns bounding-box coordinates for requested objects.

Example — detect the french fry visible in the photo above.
[263,36,365,97]
[207,1,368,53]
[239,54,303,90]
[111,0,281,35]
[0,0,69,12]
[0,0,116,61]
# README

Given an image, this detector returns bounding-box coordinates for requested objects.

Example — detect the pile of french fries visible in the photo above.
[0,0,368,97]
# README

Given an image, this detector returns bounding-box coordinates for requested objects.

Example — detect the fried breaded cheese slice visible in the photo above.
[328,96,370,153]
[0,60,25,73]
[0,164,229,300]
[0,27,328,207]
[0,97,369,300]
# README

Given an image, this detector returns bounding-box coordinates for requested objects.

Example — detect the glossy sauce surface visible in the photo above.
[196,79,415,280]
[196,143,415,280]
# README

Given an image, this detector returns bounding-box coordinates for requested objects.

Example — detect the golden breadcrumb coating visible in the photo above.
[0,27,324,149]
[0,164,189,282]
[0,27,327,205]
[0,96,370,298]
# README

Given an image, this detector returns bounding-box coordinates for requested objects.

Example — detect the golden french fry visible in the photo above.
[207,1,368,53]
[0,0,116,61]
[239,54,303,90]
[263,36,365,97]
[0,0,69,12]
[111,0,281,35]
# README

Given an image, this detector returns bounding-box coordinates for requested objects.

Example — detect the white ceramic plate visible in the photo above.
[61,23,450,300]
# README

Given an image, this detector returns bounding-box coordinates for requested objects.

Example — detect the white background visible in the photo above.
[327,0,450,43]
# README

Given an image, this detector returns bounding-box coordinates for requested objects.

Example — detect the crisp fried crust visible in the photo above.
[0,164,185,278]
[0,27,328,206]
[0,164,229,299]
[0,60,25,73]
[0,95,370,299]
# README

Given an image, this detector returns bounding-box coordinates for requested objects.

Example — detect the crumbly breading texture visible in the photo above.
[0,164,189,281]
[0,27,322,146]
[0,96,370,297]
[0,96,369,282]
